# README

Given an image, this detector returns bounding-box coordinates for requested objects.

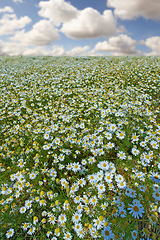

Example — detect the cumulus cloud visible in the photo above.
[66,46,90,56]
[94,34,142,55]
[38,0,78,26]
[144,36,160,55]
[38,0,121,39]
[61,8,118,39]
[0,40,26,56]
[0,6,14,13]
[0,13,31,36]
[107,0,160,20]
[0,38,66,56]
[10,20,60,46]
[13,0,23,3]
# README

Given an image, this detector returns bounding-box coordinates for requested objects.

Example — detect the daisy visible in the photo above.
[128,199,145,219]
[77,178,86,187]
[76,229,85,239]
[48,215,56,225]
[118,208,127,218]
[150,140,159,149]
[88,156,96,164]
[46,231,52,238]
[76,203,83,213]
[66,163,72,170]
[25,200,32,209]
[72,212,82,223]
[96,170,104,182]
[54,137,60,145]
[74,195,82,204]
[33,216,38,225]
[20,206,26,214]
[116,131,125,140]
[138,185,146,192]
[89,195,98,206]
[97,183,106,193]
[140,141,146,148]
[39,199,46,206]
[132,134,139,142]
[29,172,36,180]
[115,174,124,183]
[117,151,126,160]
[72,162,81,172]
[59,154,65,161]
[117,181,126,189]
[107,142,115,149]
[58,213,67,225]
[63,231,72,240]
[131,230,138,239]
[6,228,14,238]
[98,161,109,171]
[109,123,117,132]
[21,222,28,231]
[152,191,160,201]
[101,226,115,239]
[104,172,113,183]
[105,132,112,140]
[93,218,103,230]
[74,223,83,232]
[44,132,49,140]
[125,187,137,198]
[27,226,36,235]
[87,174,97,184]
[132,147,140,156]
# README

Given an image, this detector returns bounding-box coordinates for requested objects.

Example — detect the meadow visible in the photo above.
[0,56,160,239]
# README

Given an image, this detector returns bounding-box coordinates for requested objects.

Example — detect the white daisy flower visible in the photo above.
[116,131,125,139]
[117,151,126,160]
[27,226,36,235]
[132,147,140,156]
[63,231,72,240]
[150,140,159,149]
[29,172,36,180]
[72,212,82,223]
[6,228,14,238]
[115,174,124,183]
[104,172,113,183]
[105,132,112,140]
[97,183,106,193]
[48,215,56,225]
[58,214,67,224]
[21,222,28,231]
[20,206,26,214]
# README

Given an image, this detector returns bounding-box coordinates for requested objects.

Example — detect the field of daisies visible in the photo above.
[0,56,160,240]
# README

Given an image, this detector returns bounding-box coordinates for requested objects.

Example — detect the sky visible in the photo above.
[0,0,160,56]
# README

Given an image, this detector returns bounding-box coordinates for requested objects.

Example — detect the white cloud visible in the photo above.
[0,13,31,36]
[51,45,65,56]
[38,0,78,26]
[144,36,160,55]
[0,6,14,13]
[0,38,65,56]
[61,8,118,39]
[38,0,121,39]
[94,34,142,55]
[13,0,23,3]
[0,40,26,56]
[66,46,90,56]
[107,0,160,20]
[10,20,60,46]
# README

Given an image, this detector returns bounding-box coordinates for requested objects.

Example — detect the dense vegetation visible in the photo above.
[0,56,160,239]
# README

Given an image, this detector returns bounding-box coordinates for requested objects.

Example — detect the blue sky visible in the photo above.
[0,0,160,56]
